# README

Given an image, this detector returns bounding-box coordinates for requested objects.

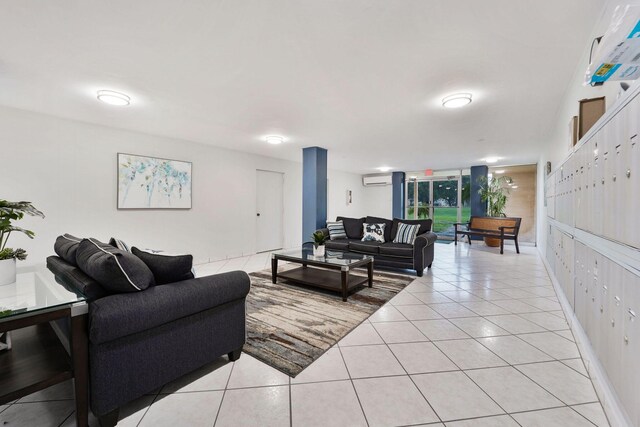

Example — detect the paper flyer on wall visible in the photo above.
[586,5,640,84]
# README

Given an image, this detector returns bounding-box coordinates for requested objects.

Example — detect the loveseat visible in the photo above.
[47,237,250,426]
[316,216,437,276]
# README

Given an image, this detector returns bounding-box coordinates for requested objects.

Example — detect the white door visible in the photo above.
[256,170,284,253]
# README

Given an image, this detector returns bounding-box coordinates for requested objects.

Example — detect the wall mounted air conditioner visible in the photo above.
[362,174,392,186]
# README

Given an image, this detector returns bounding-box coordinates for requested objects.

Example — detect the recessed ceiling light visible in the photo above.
[97,90,130,106]
[265,135,284,145]
[484,157,500,164]
[442,93,472,109]
[378,166,391,172]
[494,170,505,174]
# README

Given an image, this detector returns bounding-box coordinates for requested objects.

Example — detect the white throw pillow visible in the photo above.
[362,223,385,243]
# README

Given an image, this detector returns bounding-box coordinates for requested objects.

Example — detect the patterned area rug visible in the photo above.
[245,267,414,377]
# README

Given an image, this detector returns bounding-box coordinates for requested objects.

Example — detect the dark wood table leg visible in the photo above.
[367,261,373,288]
[341,269,348,302]
[70,313,89,427]
[271,256,278,284]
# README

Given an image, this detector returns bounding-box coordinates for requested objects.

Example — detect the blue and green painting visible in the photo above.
[118,153,191,209]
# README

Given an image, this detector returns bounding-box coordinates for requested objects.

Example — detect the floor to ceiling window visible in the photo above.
[405,169,470,240]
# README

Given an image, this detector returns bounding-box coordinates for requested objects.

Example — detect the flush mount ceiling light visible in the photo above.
[265,135,284,145]
[494,170,505,174]
[484,157,500,164]
[442,93,472,109]
[96,90,130,106]
[378,166,391,172]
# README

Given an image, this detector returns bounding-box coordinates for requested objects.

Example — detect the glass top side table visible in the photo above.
[0,265,89,427]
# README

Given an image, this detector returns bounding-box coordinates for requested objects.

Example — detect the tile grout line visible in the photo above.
[392,259,606,423]
[370,318,445,425]
[335,343,371,427]
[211,359,236,427]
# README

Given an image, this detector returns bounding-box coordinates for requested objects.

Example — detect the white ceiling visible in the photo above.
[0,0,604,173]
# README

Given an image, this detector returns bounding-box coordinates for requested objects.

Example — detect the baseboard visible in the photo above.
[539,248,633,427]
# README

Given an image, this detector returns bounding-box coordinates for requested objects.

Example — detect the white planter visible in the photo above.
[0,258,17,286]
[313,245,326,257]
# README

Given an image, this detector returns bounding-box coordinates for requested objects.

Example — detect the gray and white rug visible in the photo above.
[245,268,414,377]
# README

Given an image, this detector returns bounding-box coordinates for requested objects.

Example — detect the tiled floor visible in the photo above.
[0,243,611,426]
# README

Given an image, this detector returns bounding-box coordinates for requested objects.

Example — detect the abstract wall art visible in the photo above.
[117,153,192,209]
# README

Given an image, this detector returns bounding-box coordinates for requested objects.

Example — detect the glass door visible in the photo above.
[432,179,460,239]
[406,180,430,219]
[405,171,467,240]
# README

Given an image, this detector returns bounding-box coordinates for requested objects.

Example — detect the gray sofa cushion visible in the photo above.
[325,239,350,251]
[131,247,194,285]
[349,240,381,254]
[379,243,414,258]
[390,218,433,240]
[76,238,155,293]
[54,234,83,266]
[365,216,394,242]
[336,216,365,239]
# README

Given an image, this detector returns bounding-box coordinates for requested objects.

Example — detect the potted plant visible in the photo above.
[477,176,511,247]
[311,230,327,257]
[0,200,45,285]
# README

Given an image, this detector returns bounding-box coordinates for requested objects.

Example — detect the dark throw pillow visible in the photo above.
[131,247,195,285]
[54,234,83,266]
[76,238,155,293]
[336,216,365,239]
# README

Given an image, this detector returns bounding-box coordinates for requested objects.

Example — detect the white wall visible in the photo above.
[327,173,393,221]
[1,106,382,266]
[327,170,368,221]
[364,185,393,219]
[537,0,640,252]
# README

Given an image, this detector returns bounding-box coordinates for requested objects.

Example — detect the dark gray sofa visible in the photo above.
[46,255,250,425]
[317,216,437,276]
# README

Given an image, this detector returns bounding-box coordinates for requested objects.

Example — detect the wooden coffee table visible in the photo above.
[271,248,374,301]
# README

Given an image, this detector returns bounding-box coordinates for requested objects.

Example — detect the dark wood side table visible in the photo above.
[0,267,88,427]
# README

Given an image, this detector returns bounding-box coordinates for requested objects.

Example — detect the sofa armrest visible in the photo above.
[414,232,437,247]
[89,270,251,344]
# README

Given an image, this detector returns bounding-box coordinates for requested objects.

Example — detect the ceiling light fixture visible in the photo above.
[494,170,505,174]
[97,90,130,106]
[484,157,500,164]
[265,135,284,145]
[442,93,472,109]
[512,185,518,189]
[378,167,391,172]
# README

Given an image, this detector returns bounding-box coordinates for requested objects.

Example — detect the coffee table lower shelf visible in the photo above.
[276,266,370,301]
